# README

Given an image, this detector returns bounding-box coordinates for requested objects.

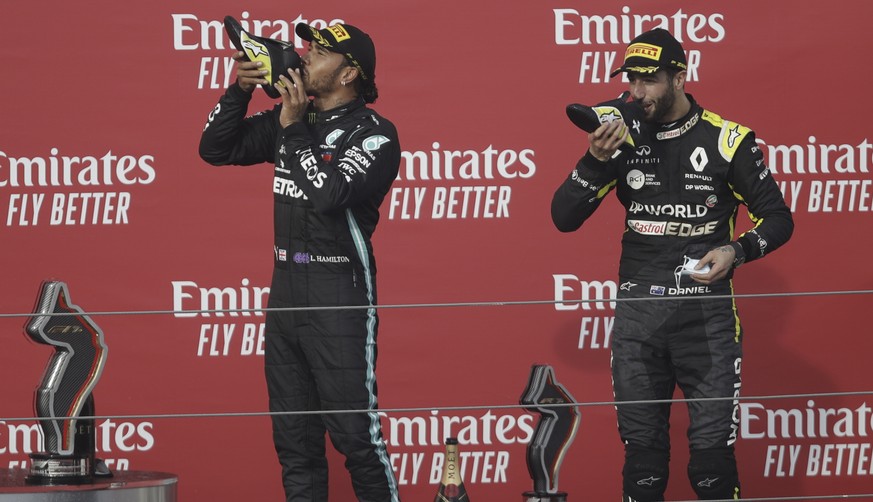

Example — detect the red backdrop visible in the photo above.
[2,1,872,499]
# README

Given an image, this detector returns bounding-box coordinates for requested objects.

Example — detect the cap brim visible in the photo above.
[295,23,316,42]
[611,64,673,78]
[295,23,343,55]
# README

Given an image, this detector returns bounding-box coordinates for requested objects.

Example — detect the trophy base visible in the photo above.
[26,454,92,485]
[523,492,568,502]
[1,469,177,501]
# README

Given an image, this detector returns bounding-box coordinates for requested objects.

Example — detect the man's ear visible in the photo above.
[674,70,687,90]
[341,66,360,86]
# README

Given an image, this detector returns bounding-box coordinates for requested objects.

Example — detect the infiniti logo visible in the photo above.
[635,145,651,156]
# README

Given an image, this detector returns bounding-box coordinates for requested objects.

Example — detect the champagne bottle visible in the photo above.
[434,437,469,501]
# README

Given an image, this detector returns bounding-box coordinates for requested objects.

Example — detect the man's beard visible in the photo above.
[303,64,347,97]
[645,89,677,124]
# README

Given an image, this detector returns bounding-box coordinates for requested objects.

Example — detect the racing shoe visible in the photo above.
[224,16,302,98]
[566,91,640,151]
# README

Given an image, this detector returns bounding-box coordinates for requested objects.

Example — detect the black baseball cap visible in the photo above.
[610,28,687,78]
[295,23,376,82]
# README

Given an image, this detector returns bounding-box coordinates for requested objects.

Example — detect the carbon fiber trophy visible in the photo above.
[520,365,580,501]
[24,281,109,484]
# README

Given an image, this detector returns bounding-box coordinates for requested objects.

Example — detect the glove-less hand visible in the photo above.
[566,91,639,152]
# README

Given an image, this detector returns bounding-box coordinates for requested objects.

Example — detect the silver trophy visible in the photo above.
[520,365,580,501]
[24,281,109,484]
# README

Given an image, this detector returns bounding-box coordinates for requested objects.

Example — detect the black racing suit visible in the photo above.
[199,83,401,502]
[551,95,793,500]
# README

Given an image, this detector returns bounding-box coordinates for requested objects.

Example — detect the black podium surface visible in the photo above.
[0,469,177,501]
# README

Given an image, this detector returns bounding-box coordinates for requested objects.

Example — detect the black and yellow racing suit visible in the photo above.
[552,94,793,500]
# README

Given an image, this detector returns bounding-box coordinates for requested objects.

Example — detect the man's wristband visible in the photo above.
[729,241,746,268]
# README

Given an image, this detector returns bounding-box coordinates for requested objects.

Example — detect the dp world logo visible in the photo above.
[293,252,311,264]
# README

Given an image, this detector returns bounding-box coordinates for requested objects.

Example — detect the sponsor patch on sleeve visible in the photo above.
[718,121,751,162]
[362,135,390,152]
